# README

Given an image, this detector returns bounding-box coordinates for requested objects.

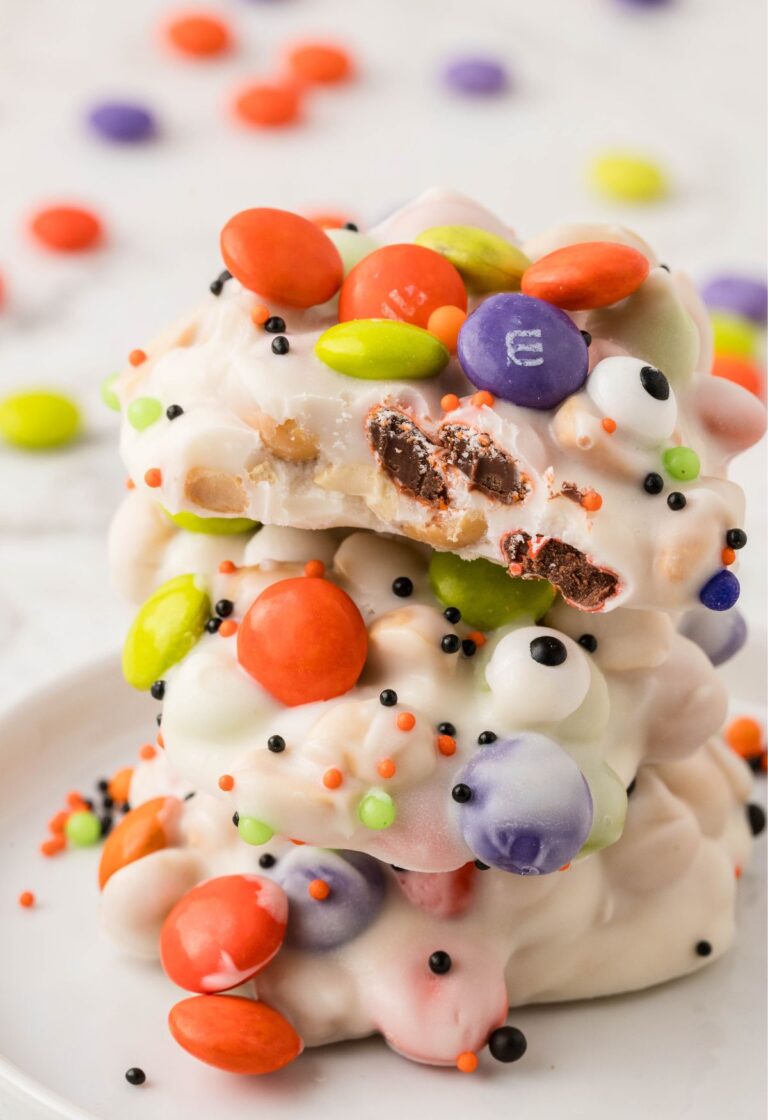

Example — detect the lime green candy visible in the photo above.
[415,225,530,293]
[358,790,396,831]
[0,390,81,450]
[578,762,627,857]
[167,510,261,536]
[429,551,555,631]
[315,320,449,381]
[65,810,102,847]
[662,446,700,481]
[711,312,758,358]
[100,373,121,412]
[127,396,163,431]
[122,573,210,691]
[590,153,667,203]
[238,817,274,846]
[324,228,379,277]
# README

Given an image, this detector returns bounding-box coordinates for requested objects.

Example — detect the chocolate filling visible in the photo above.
[367,407,448,504]
[502,531,619,611]
[439,424,527,504]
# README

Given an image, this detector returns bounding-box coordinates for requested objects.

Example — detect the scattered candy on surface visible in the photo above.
[0,390,81,450]
[711,354,763,397]
[65,810,102,847]
[168,995,303,1074]
[701,274,767,325]
[18,891,35,909]
[165,12,232,58]
[286,41,354,84]
[233,83,302,129]
[123,574,210,690]
[315,319,449,380]
[29,205,102,251]
[590,152,667,203]
[87,101,156,143]
[710,312,759,358]
[442,56,509,97]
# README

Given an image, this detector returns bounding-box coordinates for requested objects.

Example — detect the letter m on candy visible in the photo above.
[505,329,544,367]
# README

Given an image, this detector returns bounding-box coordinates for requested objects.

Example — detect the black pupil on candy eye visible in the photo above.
[578,634,598,653]
[639,365,670,401]
[529,636,567,666]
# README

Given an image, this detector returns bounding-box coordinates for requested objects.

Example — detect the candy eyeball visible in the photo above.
[586,356,677,444]
[485,627,591,725]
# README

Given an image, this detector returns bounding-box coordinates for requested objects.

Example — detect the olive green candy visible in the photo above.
[100,373,121,412]
[415,225,530,293]
[65,810,102,847]
[127,396,163,431]
[315,319,449,381]
[662,446,700,481]
[429,551,555,631]
[122,573,211,690]
[0,390,81,450]
[167,509,261,536]
[237,817,274,846]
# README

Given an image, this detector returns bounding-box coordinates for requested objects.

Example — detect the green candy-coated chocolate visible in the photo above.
[0,390,81,450]
[315,319,449,381]
[122,573,210,691]
[578,761,627,856]
[429,551,555,631]
[590,153,667,203]
[127,396,163,431]
[167,509,261,536]
[65,810,102,847]
[100,373,121,412]
[662,446,700,481]
[415,225,530,293]
[238,817,274,846]
[324,229,379,277]
[358,790,396,831]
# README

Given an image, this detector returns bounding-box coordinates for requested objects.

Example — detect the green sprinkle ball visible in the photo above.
[662,446,700,481]
[127,396,163,431]
[358,790,396,831]
[237,817,274,846]
[65,810,102,847]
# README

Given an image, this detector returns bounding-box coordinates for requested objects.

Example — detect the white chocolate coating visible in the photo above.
[111,189,765,614]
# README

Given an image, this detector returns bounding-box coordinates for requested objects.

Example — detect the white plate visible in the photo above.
[0,658,765,1120]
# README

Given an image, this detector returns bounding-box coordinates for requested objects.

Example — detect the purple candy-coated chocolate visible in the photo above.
[276,848,385,951]
[88,102,155,143]
[614,0,672,7]
[698,569,740,612]
[701,275,768,325]
[679,605,747,666]
[453,734,593,875]
[442,57,509,96]
[457,292,589,409]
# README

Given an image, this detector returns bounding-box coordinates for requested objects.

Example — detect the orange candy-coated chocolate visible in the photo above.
[339,244,467,328]
[521,242,650,311]
[98,796,181,889]
[168,994,303,1074]
[221,208,342,308]
[712,354,763,398]
[161,875,287,993]
[233,83,301,129]
[237,577,368,706]
[286,42,354,84]
[29,206,102,252]
[166,13,231,57]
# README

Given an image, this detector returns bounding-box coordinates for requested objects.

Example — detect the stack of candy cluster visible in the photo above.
[99,189,766,1077]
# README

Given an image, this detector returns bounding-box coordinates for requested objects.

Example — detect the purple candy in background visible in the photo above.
[698,569,741,612]
[88,101,156,143]
[701,275,768,325]
[457,292,589,409]
[442,56,509,96]
[679,605,747,667]
[452,734,594,875]
[276,848,386,951]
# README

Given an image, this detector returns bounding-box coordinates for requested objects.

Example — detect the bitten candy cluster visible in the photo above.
[99,189,765,1080]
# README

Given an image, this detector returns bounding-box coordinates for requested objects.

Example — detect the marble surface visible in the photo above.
[0,0,765,708]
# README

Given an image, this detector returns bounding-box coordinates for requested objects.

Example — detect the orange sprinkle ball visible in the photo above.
[722,547,737,566]
[125,478,136,490]
[377,758,397,779]
[437,734,457,757]
[396,712,416,732]
[218,619,238,638]
[18,891,36,908]
[582,490,603,512]
[144,467,162,488]
[456,1052,478,1074]
[165,12,231,58]
[441,393,461,412]
[601,417,617,434]
[734,866,743,880]
[40,837,66,858]
[287,42,354,85]
[471,390,495,409]
[559,862,572,872]
[66,791,87,810]
[304,559,326,579]
[308,878,331,901]
[427,305,467,353]
[508,562,523,577]
[712,354,763,398]
[219,560,237,575]
[724,716,763,760]
[129,349,147,367]
[323,768,343,790]
[108,767,134,803]
[250,303,271,327]
[29,205,102,252]
[48,810,69,835]
[156,730,165,748]
[218,774,235,792]
[233,82,301,129]
[139,744,157,761]
[466,630,486,648]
